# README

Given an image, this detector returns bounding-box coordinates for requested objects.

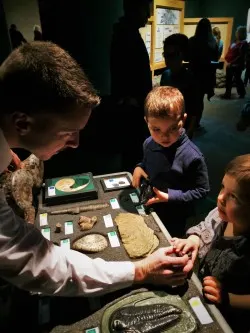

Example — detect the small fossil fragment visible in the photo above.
[78,215,98,231]
[55,222,62,233]
[72,234,108,253]
[49,203,109,215]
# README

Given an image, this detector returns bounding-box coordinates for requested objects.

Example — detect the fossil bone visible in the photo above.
[49,203,109,215]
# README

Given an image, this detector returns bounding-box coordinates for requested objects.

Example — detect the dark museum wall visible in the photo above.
[200,0,249,37]
[184,0,201,18]
[3,0,41,42]
[185,0,249,38]
[0,0,11,64]
[39,0,123,96]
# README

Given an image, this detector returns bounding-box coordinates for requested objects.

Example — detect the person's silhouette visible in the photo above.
[9,24,27,49]
[33,25,43,41]
[110,0,153,172]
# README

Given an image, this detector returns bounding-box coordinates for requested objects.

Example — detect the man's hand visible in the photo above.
[134,246,191,286]
[5,150,22,172]
[170,235,200,264]
[145,187,168,205]
[203,276,223,304]
[132,166,148,188]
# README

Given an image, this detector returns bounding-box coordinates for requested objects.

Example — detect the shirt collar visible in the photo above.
[0,129,12,174]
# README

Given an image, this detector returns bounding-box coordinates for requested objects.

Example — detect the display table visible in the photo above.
[36,172,233,333]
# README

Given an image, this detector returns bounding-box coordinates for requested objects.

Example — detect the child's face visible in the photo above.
[145,115,185,148]
[217,174,249,229]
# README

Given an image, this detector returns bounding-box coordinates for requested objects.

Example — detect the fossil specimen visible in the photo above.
[110,303,182,332]
[139,178,154,205]
[72,234,108,253]
[0,153,44,224]
[55,177,90,192]
[49,203,109,215]
[55,223,62,233]
[115,213,159,258]
[78,215,97,231]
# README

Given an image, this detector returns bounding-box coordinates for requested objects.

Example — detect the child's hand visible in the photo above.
[145,187,168,205]
[132,167,148,188]
[170,235,199,264]
[203,276,223,305]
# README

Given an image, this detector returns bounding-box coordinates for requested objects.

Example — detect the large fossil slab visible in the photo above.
[115,213,159,258]
[102,291,197,333]
[110,303,182,332]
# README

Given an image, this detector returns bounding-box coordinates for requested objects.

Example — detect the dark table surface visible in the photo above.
[36,172,233,333]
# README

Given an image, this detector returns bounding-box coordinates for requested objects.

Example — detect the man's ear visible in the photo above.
[12,112,33,136]
[182,113,187,125]
[144,116,148,124]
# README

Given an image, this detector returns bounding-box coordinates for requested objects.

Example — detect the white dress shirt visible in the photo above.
[0,130,134,296]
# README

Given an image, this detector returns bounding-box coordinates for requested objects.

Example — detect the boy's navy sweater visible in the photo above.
[138,129,210,204]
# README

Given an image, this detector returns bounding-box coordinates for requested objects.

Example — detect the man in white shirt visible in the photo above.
[0,42,192,298]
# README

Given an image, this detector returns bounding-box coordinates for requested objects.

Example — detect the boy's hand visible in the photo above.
[203,276,223,304]
[145,187,168,205]
[170,235,199,264]
[132,166,148,188]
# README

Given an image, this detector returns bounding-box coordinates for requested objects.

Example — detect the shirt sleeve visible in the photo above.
[0,189,134,296]
[186,207,221,259]
[167,157,210,203]
[136,138,149,170]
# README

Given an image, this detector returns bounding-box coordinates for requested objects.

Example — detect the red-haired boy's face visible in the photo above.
[145,115,185,148]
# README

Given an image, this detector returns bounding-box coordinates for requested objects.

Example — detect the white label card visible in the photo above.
[39,213,48,226]
[189,297,213,325]
[130,192,139,204]
[85,327,100,333]
[104,177,130,189]
[41,227,51,241]
[103,214,114,228]
[110,198,120,209]
[108,231,120,247]
[136,205,146,215]
[48,186,56,197]
[65,221,74,235]
[60,238,71,250]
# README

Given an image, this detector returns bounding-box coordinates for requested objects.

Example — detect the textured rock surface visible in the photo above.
[72,234,108,253]
[0,154,44,223]
[115,213,159,258]
[78,215,98,231]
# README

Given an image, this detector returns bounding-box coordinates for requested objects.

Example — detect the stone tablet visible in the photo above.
[115,213,159,258]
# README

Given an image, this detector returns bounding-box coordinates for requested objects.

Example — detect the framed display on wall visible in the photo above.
[184,17,234,61]
[140,0,185,76]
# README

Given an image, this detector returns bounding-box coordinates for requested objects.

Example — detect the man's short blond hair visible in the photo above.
[145,86,184,120]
